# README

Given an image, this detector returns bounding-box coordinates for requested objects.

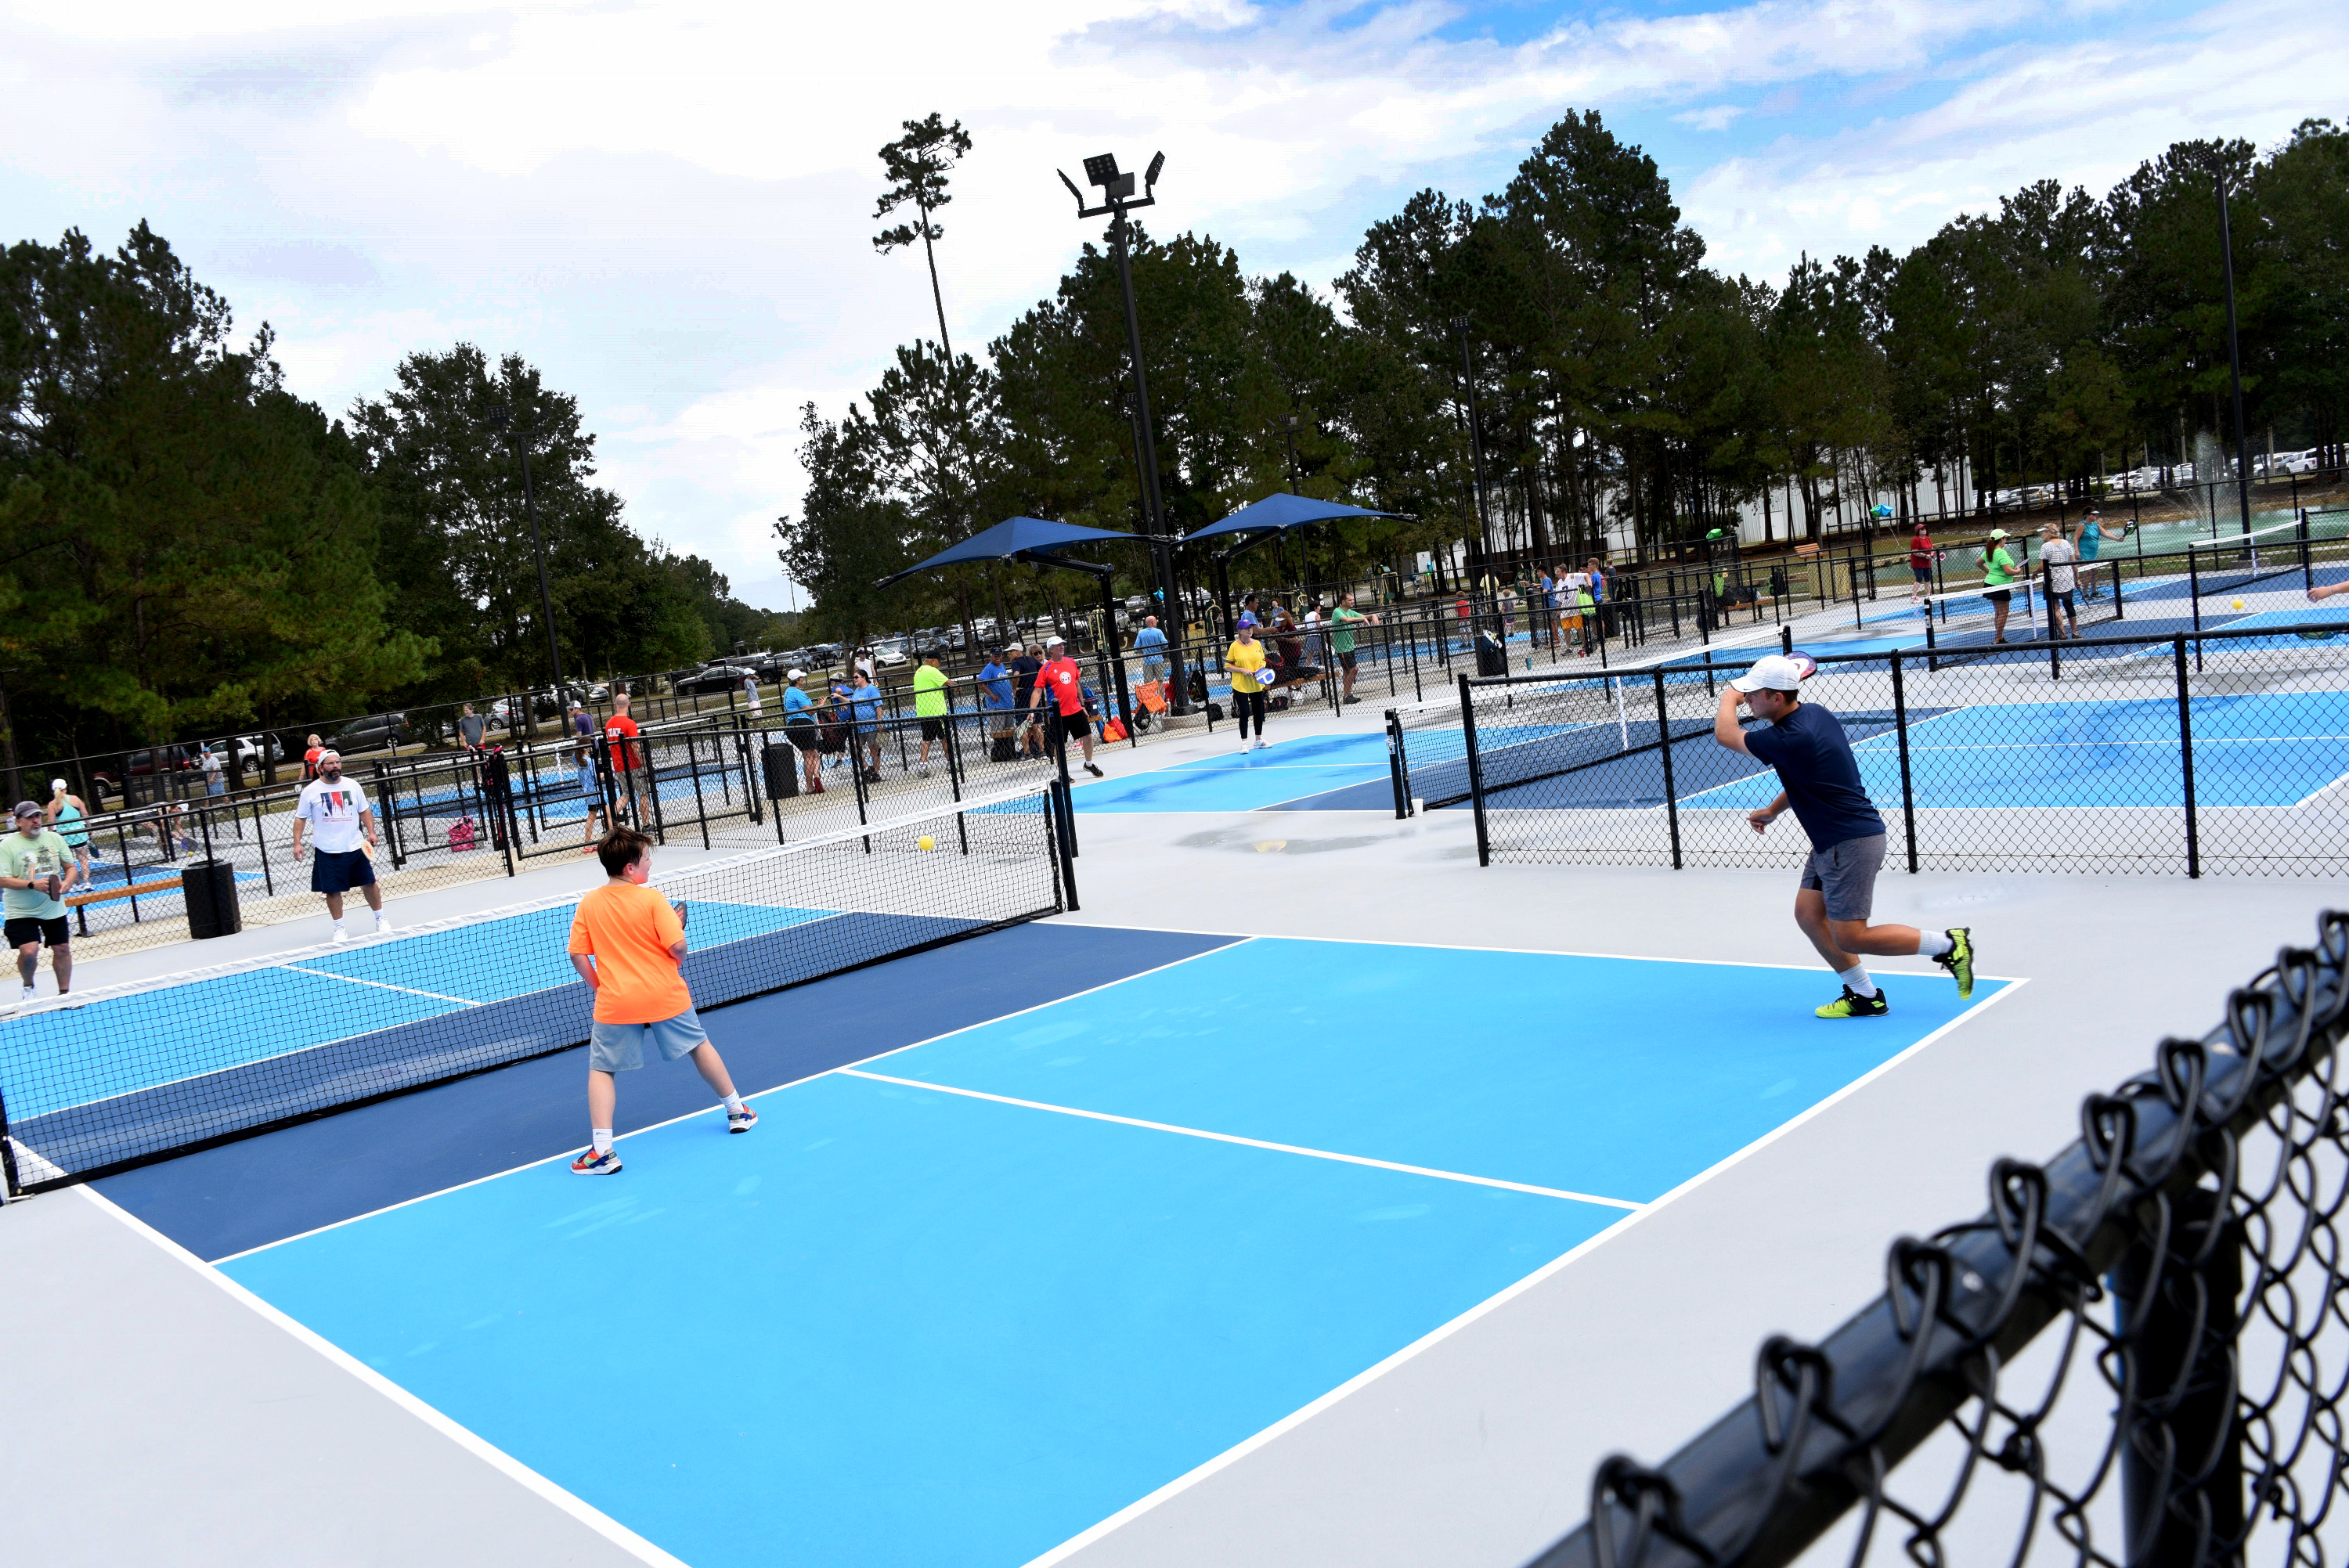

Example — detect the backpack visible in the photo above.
[448,817,478,853]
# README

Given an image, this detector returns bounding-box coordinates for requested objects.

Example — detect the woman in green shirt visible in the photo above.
[1980,528,2020,644]
[911,653,952,778]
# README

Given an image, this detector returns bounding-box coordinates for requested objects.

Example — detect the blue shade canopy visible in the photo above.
[1178,492,1407,546]
[877,516,1143,586]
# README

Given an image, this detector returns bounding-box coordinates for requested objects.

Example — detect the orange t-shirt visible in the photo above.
[567,881,690,1024]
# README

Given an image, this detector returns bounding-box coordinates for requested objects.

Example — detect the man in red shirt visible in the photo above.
[1029,635,1104,778]
[603,692,649,825]
[1907,523,1936,604]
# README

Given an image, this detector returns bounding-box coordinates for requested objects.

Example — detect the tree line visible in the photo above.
[0,225,789,767]
[782,109,2348,644]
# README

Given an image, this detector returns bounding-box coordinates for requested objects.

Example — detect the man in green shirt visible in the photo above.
[2,799,81,1000]
[1328,591,1377,705]
[1980,528,2020,644]
[912,652,953,778]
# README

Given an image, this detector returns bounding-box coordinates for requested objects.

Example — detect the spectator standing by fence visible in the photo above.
[1134,617,1169,688]
[742,672,763,721]
[604,693,648,826]
[1330,591,1374,705]
[4,800,81,1000]
[290,750,391,943]
[301,733,324,781]
[850,670,884,778]
[2070,509,2128,601]
[202,745,226,799]
[457,702,486,752]
[782,671,823,794]
[482,744,514,851]
[572,727,607,853]
[1709,655,1973,1018]
[912,652,951,777]
[1009,644,1045,759]
[45,779,93,885]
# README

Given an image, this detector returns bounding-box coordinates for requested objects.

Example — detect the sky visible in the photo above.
[4,0,2343,610]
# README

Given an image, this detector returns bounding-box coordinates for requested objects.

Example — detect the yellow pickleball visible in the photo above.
[2232,597,2246,610]
[918,834,935,851]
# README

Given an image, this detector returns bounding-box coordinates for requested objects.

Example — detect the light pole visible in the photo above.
[1280,415,1307,594]
[2213,164,2255,536]
[1058,150,1191,713]
[1452,317,1493,578]
[485,406,565,694]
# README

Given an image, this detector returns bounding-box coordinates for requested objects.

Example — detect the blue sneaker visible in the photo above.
[727,1105,759,1134]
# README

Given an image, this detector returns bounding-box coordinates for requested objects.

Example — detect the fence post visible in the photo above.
[2301,508,2314,594]
[1049,779,1080,910]
[1652,667,1682,871]
[1385,709,1411,819]
[1459,673,1489,867]
[2175,635,2199,878]
[2113,1183,2243,1568]
[685,729,712,851]
[1893,651,1918,873]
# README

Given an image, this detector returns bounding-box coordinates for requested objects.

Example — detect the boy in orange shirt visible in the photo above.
[565,826,756,1174]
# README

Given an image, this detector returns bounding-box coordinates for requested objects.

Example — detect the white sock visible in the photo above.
[723,1091,745,1114]
[591,1128,614,1155]
[1917,931,1954,957]
[1838,964,1878,998]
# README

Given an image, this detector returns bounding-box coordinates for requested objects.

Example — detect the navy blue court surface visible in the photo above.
[168,921,2006,1568]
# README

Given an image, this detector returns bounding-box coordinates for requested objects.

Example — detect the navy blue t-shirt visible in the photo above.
[1741,701,1886,849]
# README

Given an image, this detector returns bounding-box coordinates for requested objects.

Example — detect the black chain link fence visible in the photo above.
[1529,905,2349,1568]
[1406,622,2349,878]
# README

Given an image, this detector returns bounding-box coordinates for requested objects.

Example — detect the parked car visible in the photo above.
[673,665,749,696]
[330,712,408,753]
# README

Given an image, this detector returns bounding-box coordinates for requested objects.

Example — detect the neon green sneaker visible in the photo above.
[1816,986,1889,1018]
[1935,928,1976,1000]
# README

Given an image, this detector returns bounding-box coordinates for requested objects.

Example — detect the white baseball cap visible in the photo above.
[1045,635,1066,647]
[786,668,806,681]
[50,778,67,793]
[1730,654,1807,694]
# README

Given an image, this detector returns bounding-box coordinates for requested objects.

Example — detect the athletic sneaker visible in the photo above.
[331,925,349,943]
[1816,986,1889,1019]
[571,1145,622,1175]
[1084,762,1103,778]
[374,915,393,936]
[1936,928,1976,1000]
[727,1105,759,1134]
[18,985,34,1001]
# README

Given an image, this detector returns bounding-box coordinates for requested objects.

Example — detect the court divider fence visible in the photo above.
[1391,619,2349,878]
[1527,907,2349,1568]
[0,786,1075,1198]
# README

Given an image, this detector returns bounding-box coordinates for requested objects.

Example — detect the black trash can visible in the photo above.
[182,858,243,940]
[762,740,800,801]
[1474,629,1508,678]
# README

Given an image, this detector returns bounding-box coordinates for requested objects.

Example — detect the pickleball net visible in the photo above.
[0,787,1066,1194]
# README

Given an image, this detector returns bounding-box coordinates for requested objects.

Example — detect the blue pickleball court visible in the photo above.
[217,932,2006,1568]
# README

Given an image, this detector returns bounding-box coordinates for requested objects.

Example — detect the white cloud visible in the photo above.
[4,0,2339,607]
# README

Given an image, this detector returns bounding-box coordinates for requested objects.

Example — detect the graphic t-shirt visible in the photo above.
[1329,606,1367,654]
[912,665,950,718]
[1034,657,1084,716]
[567,881,691,1025]
[0,830,72,918]
[2040,538,2078,593]
[603,714,642,772]
[1225,640,1268,694]
[1741,702,1887,851]
[295,777,373,856]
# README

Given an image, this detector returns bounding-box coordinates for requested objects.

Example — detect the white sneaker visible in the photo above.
[332,925,349,943]
[1253,738,1268,752]
[375,916,394,936]
[19,985,34,1001]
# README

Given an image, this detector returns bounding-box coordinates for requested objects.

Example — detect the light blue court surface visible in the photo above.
[1070,726,1549,813]
[5,899,836,1121]
[222,936,2003,1568]
[1681,691,2349,812]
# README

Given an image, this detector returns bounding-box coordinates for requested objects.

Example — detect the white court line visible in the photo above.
[212,934,1256,1263]
[1017,975,2033,1568]
[835,1069,1643,1211]
[279,964,483,1008]
[77,1186,691,1568]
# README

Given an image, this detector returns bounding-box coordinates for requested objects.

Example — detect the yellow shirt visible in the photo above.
[1226,639,1268,694]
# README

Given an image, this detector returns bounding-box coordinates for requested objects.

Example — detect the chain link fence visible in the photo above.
[1531,906,2349,1568]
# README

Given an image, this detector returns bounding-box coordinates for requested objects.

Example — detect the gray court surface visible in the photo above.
[5,698,2339,1567]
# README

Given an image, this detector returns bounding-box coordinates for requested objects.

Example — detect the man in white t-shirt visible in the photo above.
[290,750,392,941]
[2038,522,2080,640]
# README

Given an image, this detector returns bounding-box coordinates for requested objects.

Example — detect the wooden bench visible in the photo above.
[65,875,182,908]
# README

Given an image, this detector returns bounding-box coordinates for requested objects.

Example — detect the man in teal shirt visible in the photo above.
[2,799,81,1000]
[911,652,953,777]
[1328,591,1377,705]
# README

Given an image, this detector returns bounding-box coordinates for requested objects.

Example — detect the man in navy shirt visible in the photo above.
[1713,654,1976,1017]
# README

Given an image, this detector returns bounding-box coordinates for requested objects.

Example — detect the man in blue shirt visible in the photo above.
[1132,616,1170,688]
[1713,654,1976,1017]
[977,651,1013,713]
[850,674,884,778]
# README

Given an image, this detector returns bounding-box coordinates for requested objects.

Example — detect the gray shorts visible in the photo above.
[588,1007,709,1073]
[1800,834,1887,922]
